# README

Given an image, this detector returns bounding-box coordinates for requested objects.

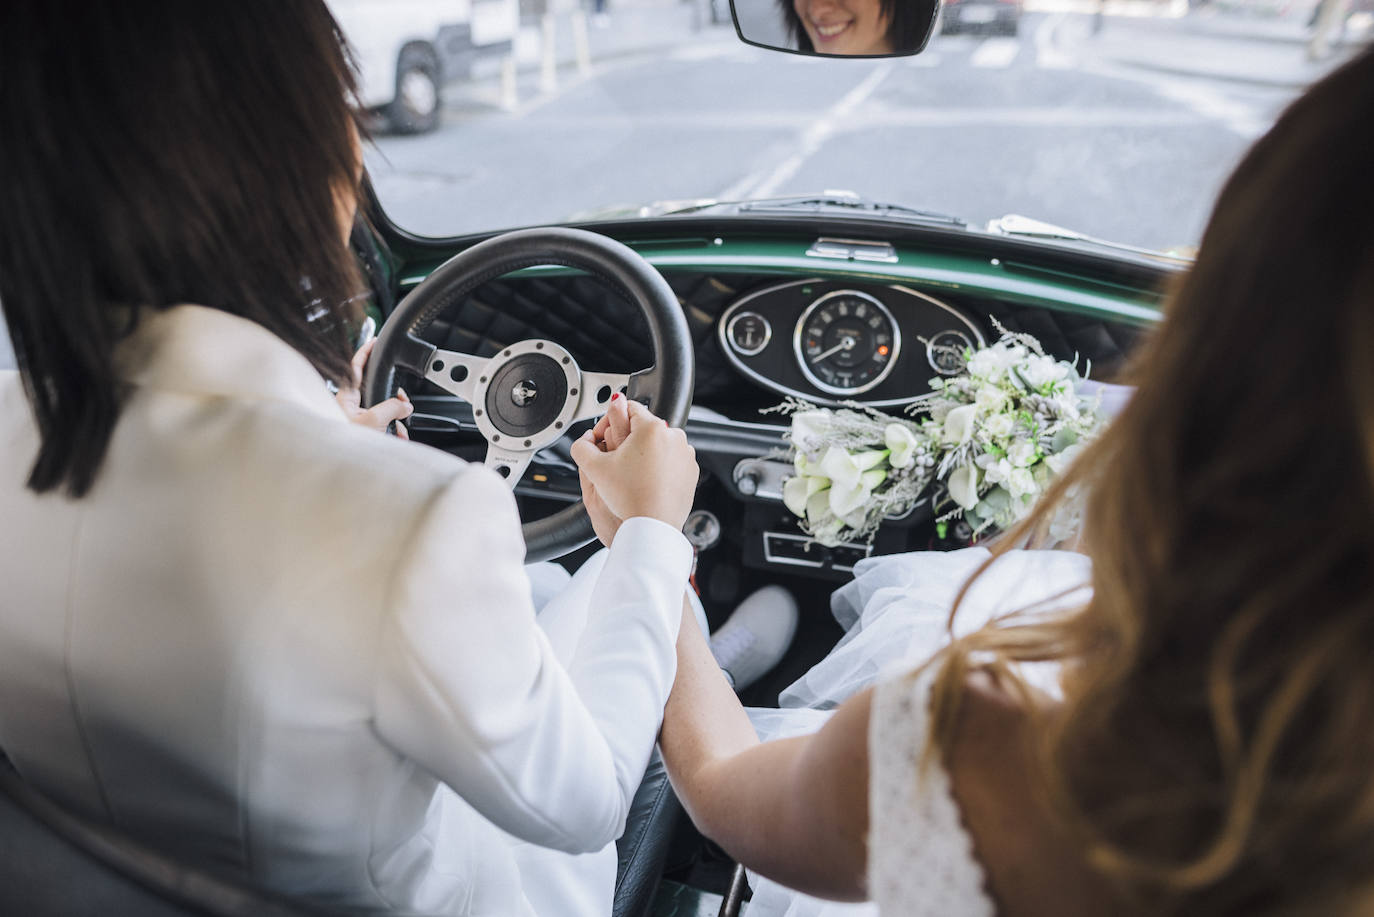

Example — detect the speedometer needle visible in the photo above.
[812,336,856,362]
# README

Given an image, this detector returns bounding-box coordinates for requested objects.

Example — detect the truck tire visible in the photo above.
[387,43,441,135]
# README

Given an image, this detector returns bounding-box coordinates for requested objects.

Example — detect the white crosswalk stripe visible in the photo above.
[970,37,1021,68]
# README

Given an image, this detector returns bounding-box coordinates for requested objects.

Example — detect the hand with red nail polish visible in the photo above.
[573,399,697,543]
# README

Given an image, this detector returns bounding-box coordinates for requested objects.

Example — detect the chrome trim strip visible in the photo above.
[762,532,827,569]
[805,237,899,263]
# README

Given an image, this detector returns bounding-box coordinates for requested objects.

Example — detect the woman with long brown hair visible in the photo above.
[658,44,1374,916]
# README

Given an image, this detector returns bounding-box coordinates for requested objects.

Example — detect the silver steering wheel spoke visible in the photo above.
[423,348,489,402]
[484,443,535,488]
[570,370,633,424]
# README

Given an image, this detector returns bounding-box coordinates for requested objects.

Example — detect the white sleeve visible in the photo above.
[371,466,692,853]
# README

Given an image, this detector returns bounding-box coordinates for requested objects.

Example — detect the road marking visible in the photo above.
[1145,78,1268,139]
[971,37,1021,69]
[1034,12,1076,69]
[1079,57,1270,138]
[717,61,894,201]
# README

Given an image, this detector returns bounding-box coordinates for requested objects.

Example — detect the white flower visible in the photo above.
[1018,354,1072,392]
[884,423,921,469]
[941,404,978,445]
[1007,467,1038,500]
[1007,440,1038,468]
[966,343,1025,382]
[806,488,832,523]
[977,454,1013,487]
[974,383,1007,413]
[790,411,832,451]
[982,412,1014,441]
[782,475,811,517]
[947,463,981,509]
[813,447,886,518]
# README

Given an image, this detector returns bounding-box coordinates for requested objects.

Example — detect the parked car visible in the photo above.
[329,0,517,133]
[940,0,1022,36]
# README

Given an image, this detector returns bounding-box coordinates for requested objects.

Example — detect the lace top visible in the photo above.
[867,667,997,916]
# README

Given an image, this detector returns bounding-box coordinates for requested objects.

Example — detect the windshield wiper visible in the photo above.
[986,214,1194,264]
[652,191,966,228]
[735,193,966,227]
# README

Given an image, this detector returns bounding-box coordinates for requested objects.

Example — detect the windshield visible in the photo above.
[356,0,1371,253]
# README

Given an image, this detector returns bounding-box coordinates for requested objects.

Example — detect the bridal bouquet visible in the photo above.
[775,329,1105,546]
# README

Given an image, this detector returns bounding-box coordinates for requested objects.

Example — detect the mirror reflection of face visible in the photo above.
[792,0,892,55]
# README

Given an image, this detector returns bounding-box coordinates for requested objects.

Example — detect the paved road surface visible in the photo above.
[367,11,1318,253]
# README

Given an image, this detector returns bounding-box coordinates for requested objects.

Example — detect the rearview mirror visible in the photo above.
[730,0,939,57]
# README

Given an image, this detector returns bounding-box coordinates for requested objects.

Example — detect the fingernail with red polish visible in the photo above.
[611,392,621,402]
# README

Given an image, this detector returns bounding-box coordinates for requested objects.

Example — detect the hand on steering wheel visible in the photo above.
[362,227,694,561]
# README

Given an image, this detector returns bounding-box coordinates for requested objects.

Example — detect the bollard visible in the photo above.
[500,54,518,111]
[571,10,592,77]
[540,13,558,94]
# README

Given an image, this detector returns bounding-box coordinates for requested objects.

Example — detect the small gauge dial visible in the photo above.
[925,330,974,375]
[794,291,900,395]
[725,311,772,356]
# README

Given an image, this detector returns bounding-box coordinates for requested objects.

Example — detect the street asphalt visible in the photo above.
[364,9,1356,254]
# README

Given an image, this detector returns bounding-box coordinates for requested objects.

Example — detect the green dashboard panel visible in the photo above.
[397,236,1165,328]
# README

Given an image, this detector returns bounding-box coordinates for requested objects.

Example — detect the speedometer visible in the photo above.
[793,290,901,396]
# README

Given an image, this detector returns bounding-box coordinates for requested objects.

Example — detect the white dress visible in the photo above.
[745,547,1092,917]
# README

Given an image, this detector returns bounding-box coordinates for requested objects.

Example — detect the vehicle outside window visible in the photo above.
[329,0,517,133]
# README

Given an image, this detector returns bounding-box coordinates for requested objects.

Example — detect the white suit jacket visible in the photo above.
[0,305,692,914]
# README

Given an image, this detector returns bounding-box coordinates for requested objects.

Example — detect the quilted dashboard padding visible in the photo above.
[977,299,1143,382]
[417,271,1145,403]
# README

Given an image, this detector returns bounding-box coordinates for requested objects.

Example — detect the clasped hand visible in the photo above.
[571,396,698,546]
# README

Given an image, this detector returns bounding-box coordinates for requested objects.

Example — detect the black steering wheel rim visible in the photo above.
[363,226,694,562]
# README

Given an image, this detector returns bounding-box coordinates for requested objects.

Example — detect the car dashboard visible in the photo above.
[383,216,1165,586]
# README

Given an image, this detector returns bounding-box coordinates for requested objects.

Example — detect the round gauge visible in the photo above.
[725,311,772,356]
[925,330,974,375]
[793,290,901,395]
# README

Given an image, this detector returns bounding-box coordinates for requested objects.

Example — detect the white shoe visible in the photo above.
[709,586,798,692]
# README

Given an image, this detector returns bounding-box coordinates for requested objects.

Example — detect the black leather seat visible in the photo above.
[0,752,682,916]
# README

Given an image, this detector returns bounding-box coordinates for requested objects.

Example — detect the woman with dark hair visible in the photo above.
[657,46,1374,916]
[780,0,938,55]
[0,2,699,914]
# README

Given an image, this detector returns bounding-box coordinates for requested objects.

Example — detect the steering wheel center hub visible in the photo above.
[470,340,582,449]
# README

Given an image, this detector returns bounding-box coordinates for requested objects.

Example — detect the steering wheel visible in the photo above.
[363,227,694,562]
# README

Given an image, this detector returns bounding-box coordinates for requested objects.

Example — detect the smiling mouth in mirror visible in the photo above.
[731,0,938,57]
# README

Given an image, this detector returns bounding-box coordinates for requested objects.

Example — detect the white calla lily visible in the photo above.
[805,489,832,523]
[942,404,978,445]
[947,463,981,510]
[884,423,920,469]
[829,467,887,517]
[790,411,832,451]
[782,475,810,517]
[818,446,884,487]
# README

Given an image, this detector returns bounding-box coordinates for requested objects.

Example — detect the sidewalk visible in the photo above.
[507,0,719,73]
[1080,4,1372,88]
